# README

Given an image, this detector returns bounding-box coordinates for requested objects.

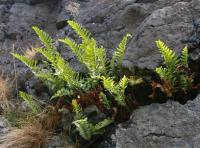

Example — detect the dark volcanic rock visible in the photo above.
[105,94,200,148]
[0,0,200,80]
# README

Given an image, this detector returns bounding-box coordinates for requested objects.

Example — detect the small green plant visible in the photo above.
[155,40,193,96]
[19,91,41,114]
[12,20,134,140]
[72,99,113,140]
[12,20,132,106]
[73,117,113,140]
[100,75,129,106]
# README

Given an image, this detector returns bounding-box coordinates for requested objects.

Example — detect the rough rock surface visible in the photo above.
[105,94,200,148]
[0,0,199,76]
[0,116,9,141]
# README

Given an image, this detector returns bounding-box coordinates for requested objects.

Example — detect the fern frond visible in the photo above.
[19,91,41,114]
[73,118,94,140]
[129,76,143,86]
[99,92,111,110]
[72,99,82,114]
[67,20,91,42]
[180,46,188,67]
[53,56,82,89]
[51,88,73,99]
[73,117,113,140]
[32,26,56,52]
[94,118,113,131]
[156,40,179,68]
[101,76,116,94]
[111,34,132,70]
[119,75,129,91]
[34,48,56,65]
[59,38,83,62]
[155,67,168,79]
[11,53,38,72]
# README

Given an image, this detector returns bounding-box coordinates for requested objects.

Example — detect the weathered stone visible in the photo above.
[0,117,9,138]
[107,94,200,148]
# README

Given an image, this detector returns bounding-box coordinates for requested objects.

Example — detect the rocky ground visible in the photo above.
[0,0,200,147]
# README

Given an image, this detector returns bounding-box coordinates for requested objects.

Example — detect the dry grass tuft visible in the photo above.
[1,121,51,148]
[39,106,60,130]
[24,47,38,60]
[0,76,12,110]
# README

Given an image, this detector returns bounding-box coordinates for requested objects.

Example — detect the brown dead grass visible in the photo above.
[1,121,51,148]
[0,76,12,109]
[24,47,38,60]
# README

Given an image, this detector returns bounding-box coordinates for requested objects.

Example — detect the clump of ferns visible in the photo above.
[12,20,139,109]
[152,40,194,98]
[72,99,113,141]
[12,20,142,140]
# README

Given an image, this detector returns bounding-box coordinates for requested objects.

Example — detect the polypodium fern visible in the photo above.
[11,53,38,72]
[111,34,132,71]
[73,117,113,140]
[180,46,188,67]
[12,20,133,114]
[72,99,84,120]
[155,40,193,94]
[101,75,129,106]
[60,20,131,79]
[59,22,107,78]
[19,91,41,114]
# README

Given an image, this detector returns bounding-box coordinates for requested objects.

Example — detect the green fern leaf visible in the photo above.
[94,118,113,131]
[101,76,116,94]
[155,40,178,71]
[32,26,57,53]
[11,53,38,72]
[67,20,91,42]
[99,92,111,110]
[180,46,188,67]
[51,88,73,99]
[72,99,82,114]
[59,38,83,62]
[119,75,129,91]
[73,118,94,140]
[19,91,41,114]
[111,34,132,70]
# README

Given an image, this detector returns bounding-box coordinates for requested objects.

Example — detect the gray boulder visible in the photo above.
[76,0,200,72]
[109,94,200,148]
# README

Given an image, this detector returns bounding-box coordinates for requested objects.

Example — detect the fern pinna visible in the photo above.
[155,40,193,96]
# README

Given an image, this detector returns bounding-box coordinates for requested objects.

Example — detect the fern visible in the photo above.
[99,92,111,110]
[156,40,178,73]
[67,20,91,43]
[155,40,192,94]
[19,91,41,114]
[11,53,38,72]
[73,117,113,140]
[94,118,113,131]
[32,26,57,54]
[180,46,188,67]
[51,88,73,99]
[111,34,132,70]
[72,99,85,120]
[101,76,129,106]
[73,118,94,140]
[72,99,82,114]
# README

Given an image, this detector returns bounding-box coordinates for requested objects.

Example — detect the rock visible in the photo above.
[185,18,200,83]
[0,117,9,138]
[83,105,106,123]
[107,94,200,148]
[46,135,73,148]
[0,0,199,80]
[75,0,200,72]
